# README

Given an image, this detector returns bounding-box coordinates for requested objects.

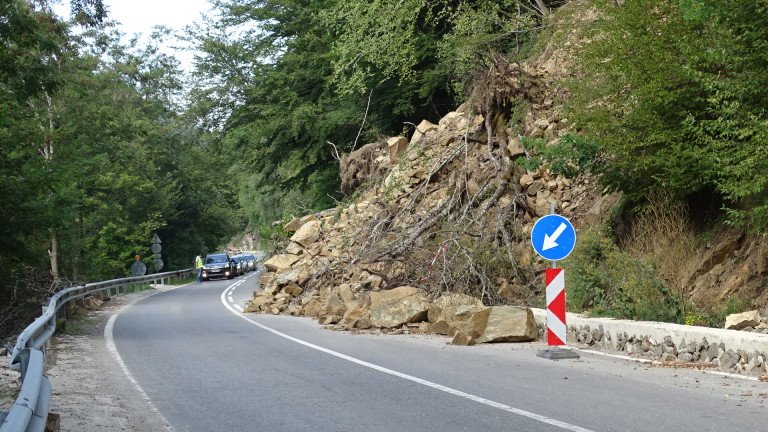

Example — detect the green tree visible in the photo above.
[191,0,554,234]
[567,0,768,230]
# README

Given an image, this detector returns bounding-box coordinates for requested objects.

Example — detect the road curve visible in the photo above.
[111,273,766,432]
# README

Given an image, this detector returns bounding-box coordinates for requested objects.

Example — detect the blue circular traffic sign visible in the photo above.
[531,214,576,261]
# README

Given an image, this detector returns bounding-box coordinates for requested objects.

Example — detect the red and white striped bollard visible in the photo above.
[545,268,566,346]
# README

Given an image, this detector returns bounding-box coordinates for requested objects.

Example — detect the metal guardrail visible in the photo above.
[1,269,193,432]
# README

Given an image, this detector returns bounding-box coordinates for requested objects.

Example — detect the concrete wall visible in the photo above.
[532,308,768,374]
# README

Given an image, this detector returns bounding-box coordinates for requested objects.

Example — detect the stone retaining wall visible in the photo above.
[532,309,768,374]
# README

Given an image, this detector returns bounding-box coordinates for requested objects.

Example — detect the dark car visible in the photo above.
[245,254,256,271]
[232,254,247,275]
[201,253,235,280]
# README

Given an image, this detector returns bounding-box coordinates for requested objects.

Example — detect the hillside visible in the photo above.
[246,0,768,336]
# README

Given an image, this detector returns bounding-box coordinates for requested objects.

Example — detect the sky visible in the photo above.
[55,0,214,72]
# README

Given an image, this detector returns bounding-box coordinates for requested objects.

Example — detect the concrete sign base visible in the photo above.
[536,347,580,361]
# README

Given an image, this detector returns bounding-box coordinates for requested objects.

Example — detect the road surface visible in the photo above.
[107,273,766,431]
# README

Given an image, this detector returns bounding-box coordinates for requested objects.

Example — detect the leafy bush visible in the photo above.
[684,296,753,328]
[516,134,602,177]
[563,228,682,323]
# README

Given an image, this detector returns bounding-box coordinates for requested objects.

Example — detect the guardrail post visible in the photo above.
[42,306,51,353]
[18,349,30,382]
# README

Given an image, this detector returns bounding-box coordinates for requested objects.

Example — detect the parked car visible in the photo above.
[201,253,235,280]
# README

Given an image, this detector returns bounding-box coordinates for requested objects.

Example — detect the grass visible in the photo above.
[59,314,99,336]
[170,275,196,285]
[623,194,698,306]
[563,227,683,323]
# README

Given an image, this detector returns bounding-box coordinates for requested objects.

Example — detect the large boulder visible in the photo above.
[245,294,273,313]
[336,283,358,309]
[428,293,484,335]
[283,283,303,297]
[725,310,761,330]
[369,286,431,328]
[259,272,275,287]
[264,254,300,272]
[387,136,408,164]
[447,305,491,341]
[410,120,438,145]
[285,241,304,255]
[302,298,322,317]
[339,307,371,330]
[476,306,537,343]
[283,218,303,232]
[275,268,301,286]
[451,331,476,346]
[322,291,347,317]
[290,220,322,247]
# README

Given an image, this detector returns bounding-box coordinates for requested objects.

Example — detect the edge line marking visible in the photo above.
[219,286,594,432]
[106,314,174,430]
[574,349,759,382]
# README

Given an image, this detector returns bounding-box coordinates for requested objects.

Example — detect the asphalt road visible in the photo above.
[112,272,767,432]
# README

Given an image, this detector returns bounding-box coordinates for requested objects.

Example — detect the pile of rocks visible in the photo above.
[248,253,537,345]
[245,93,605,344]
[725,310,768,334]
[248,275,538,345]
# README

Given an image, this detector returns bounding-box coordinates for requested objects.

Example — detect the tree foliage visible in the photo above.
[2,1,242,341]
[191,0,555,229]
[567,0,768,231]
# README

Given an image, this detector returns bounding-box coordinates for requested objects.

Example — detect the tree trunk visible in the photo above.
[45,91,59,283]
[72,213,83,283]
[50,231,60,283]
[71,249,79,283]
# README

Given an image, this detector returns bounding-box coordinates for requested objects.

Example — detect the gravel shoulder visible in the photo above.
[44,285,185,431]
[0,352,19,415]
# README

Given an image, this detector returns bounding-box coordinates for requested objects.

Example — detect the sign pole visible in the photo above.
[531,208,579,361]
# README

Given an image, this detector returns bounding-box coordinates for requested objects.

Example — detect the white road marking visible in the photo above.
[106,314,174,431]
[575,349,760,382]
[233,304,244,313]
[220,286,594,432]
[575,348,653,364]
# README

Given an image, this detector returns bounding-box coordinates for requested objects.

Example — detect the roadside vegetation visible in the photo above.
[2,0,767,341]
[0,1,240,341]
[556,0,768,323]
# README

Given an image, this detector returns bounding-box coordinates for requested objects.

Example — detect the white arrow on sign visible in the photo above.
[543,223,567,251]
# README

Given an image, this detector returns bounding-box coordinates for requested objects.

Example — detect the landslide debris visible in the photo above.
[246,0,768,343]
[247,36,603,345]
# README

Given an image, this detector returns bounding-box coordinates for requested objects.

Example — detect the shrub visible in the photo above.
[623,194,698,308]
[564,228,682,323]
[517,135,602,177]
[683,296,753,328]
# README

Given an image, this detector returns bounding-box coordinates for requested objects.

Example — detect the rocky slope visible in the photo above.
[246,47,606,345]
[245,0,768,345]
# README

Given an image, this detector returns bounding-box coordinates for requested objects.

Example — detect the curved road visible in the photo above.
[111,273,766,432]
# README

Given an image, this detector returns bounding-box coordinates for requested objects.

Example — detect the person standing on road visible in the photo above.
[195,254,204,284]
